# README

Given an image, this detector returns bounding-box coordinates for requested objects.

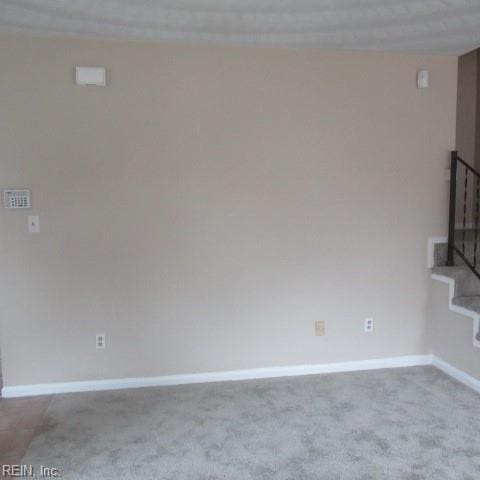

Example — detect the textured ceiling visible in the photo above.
[1,0,480,55]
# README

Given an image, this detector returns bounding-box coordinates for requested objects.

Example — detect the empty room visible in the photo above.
[1,1,480,479]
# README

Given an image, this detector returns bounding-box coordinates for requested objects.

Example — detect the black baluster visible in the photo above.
[447,151,458,266]
[463,167,468,255]
[475,177,480,267]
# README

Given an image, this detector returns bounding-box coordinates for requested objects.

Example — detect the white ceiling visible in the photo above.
[1,0,480,55]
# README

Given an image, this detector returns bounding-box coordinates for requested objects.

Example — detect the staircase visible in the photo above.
[433,238,480,306]
[431,151,480,347]
[431,238,480,347]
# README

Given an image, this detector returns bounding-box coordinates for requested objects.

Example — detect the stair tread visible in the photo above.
[432,265,471,277]
[452,296,480,313]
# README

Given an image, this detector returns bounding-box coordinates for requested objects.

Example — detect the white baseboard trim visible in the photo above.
[432,355,480,394]
[1,354,432,398]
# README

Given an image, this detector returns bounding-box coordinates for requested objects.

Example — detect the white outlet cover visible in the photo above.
[364,318,374,333]
[96,333,106,349]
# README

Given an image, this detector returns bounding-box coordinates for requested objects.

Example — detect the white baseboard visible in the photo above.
[432,355,480,394]
[4,355,480,399]
[1,354,432,398]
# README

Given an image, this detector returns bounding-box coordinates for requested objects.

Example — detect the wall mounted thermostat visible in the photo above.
[3,189,31,209]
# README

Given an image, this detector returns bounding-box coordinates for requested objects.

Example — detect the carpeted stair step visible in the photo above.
[452,296,480,314]
[454,229,480,240]
[432,265,480,297]
[433,242,448,267]
[432,242,474,268]
[433,232,480,268]
[432,265,471,277]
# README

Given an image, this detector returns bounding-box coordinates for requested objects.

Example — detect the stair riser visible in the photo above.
[434,243,447,267]
[433,242,480,270]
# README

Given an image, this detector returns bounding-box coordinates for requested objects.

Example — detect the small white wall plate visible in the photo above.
[75,66,106,86]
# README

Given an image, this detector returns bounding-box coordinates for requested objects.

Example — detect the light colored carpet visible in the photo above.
[22,366,480,479]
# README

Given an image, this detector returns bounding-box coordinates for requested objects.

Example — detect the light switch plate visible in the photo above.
[417,69,429,89]
[315,320,325,336]
[28,215,40,233]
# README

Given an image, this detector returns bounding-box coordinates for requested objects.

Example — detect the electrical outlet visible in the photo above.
[315,320,325,336]
[96,333,106,349]
[364,318,374,333]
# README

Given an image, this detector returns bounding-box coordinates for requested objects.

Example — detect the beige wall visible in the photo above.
[0,35,457,387]
[428,280,480,380]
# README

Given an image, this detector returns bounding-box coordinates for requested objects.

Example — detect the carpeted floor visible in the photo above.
[22,366,480,479]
